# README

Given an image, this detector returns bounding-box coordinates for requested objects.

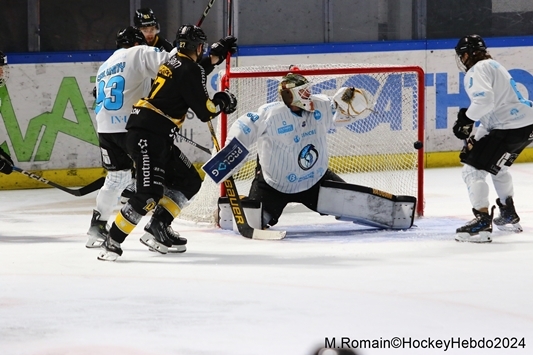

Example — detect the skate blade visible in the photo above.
[495,223,523,233]
[97,251,119,261]
[139,234,169,254]
[455,231,492,243]
[85,235,105,249]
[168,245,187,253]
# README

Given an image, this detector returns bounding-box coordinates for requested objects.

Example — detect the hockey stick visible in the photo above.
[206,121,286,240]
[13,166,105,197]
[197,0,217,27]
[173,130,211,154]
[134,100,211,154]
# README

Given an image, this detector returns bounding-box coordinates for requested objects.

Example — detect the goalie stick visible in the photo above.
[13,166,105,197]
[206,121,286,240]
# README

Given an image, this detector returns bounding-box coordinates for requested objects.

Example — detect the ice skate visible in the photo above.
[455,207,494,243]
[494,197,523,233]
[145,226,186,253]
[139,219,174,254]
[97,237,123,261]
[120,179,136,204]
[166,226,187,253]
[86,210,108,248]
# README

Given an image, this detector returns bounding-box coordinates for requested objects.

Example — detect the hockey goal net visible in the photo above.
[178,63,425,224]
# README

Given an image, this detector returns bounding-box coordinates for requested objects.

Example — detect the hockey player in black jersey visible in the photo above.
[98,25,237,261]
[134,8,174,52]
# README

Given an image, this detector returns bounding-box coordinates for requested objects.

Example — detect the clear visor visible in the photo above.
[140,26,159,36]
[455,52,468,73]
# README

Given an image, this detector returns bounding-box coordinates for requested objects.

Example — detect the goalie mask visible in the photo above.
[278,73,314,112]
[455,34,487,72]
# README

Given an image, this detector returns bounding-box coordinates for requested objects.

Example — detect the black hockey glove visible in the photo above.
[213,89,238,114]
[210,36,238,65]
[0,146,14,175]
[453,108,475,140]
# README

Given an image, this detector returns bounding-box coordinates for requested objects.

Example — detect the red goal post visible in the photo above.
[178,63,425,224]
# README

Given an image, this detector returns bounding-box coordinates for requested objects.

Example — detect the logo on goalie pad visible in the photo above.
[202,137,249,184]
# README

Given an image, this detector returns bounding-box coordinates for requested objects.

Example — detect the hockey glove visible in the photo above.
[213,89,238,114]
[210,36,238,65]
[0,146,14,175]
[453,108,475,140]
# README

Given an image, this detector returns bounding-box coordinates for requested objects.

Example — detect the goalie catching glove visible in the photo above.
[210,36,238,65]
[453,108,475,139]
[213,89,238,114]
[333,87,374,118]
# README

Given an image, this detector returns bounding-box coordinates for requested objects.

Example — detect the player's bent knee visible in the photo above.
[317,180,416,229]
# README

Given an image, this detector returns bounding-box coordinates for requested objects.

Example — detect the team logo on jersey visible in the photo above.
[313,110,322,120]
[138,139,148,150]
[294,135,300,143]
[510,108,519,115]
[298,144,318,170]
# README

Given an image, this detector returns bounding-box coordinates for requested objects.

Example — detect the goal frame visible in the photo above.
[219,66,425,217]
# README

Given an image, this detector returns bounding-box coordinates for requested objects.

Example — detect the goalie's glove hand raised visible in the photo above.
[210,36,238,65]
[0,146,14,175]
[333,87,373,118]
[213,89,237,114]
[453,108,475,140]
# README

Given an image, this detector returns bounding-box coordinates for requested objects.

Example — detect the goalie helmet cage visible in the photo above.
[178,63,425,225]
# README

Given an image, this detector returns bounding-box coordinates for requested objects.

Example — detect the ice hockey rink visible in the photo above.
[1,164,532,355]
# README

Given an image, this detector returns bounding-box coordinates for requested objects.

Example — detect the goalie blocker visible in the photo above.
[218,180,416,232]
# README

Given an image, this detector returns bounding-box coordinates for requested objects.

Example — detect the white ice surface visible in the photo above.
[1,165,532,355]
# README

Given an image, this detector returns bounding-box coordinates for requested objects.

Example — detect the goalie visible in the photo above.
[207,72,416,233]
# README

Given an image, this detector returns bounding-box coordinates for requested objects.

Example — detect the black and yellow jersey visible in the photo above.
[127,53,218,138]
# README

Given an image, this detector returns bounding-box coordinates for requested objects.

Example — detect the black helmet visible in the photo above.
[0,51,6,66]
[455,34,487,56]
[116,26,146,48]
[134,8,159,29]
[176,25,207,51]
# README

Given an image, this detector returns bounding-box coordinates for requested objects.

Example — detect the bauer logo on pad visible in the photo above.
[202,137,249,184]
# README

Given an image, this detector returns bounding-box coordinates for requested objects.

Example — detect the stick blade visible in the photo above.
[77,177,106,196]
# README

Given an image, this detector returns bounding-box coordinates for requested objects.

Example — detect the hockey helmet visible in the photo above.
[455,34,487,56]
[278,73,314,111]
[115,26,147,48]
[176,25,207,52]
[134,8,160,30]
[455,34,487,71]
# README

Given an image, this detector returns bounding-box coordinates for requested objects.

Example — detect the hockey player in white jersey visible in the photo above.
[86,26,172,248]
[453,34,533,243]
[213,72,417,232]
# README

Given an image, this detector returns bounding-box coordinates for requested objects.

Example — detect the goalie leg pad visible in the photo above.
[218,197,263,232]
[317,180,416,229]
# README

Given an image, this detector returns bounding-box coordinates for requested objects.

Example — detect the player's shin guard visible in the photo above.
[217,197,263,232]
[98,203,142,260]
[316,181,416,229]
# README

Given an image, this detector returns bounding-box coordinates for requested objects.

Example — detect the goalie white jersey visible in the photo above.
[226,94,360,194]
[95,46,173,133]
